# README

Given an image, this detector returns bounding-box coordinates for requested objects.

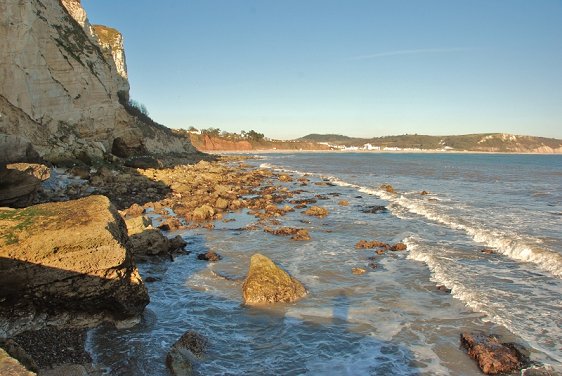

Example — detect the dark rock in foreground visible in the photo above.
[242,253,307,305]
[166,331,208,376]
[460,332,529,374]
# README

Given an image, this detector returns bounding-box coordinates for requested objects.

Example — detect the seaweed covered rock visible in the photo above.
[242,253,307,305]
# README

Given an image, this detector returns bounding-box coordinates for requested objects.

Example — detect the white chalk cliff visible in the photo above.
[0,0,195,163]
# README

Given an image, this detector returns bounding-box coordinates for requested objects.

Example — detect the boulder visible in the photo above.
[169,235,187,252]
[166,331,208,376]
[0,135,41,167]
[0,195,149,318]
[291,229,311,241]
[191,205,215,221]
[361,205,388,214]
[355,240,388,249]
[197,252,222,262]
[0,168,42,208]
[352,267,366,275]
[242,253,307,305]
[125,215,152,236]
[380,184,395,193]
[390,243,407,251]
[303,206,329,217]
[128,229,170,256]
[460,332,529,374]
[338,200,349,206]
[0,348,35,376]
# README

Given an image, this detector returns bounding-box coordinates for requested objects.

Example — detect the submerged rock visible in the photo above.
[166,331,208,376]
[0,195,149,320]
[361,205,388,214]
[460,332,529,374]
[242,253,307,305]
[352,267,367,275]
[355,240,388,249]
[197,251,222,262]
[390,243,407,251]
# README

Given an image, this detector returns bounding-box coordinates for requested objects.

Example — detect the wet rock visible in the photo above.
[460,332,529,375]
[352,267,366,275]
[375,249,385,255]
[380,184,395,193]
[390,243,407,251]
[481,249,495,255]
[128,229,170,256]
[368,262,378,269]
[291,229,311,241]
[436,285,452,293]
[522,366,559,376]
[0,195,148,318]
[166,331,208,376]
[361,205,388,214]
[355,240,388,249]
[264,227,310,240]
[420,190,430,195]
[242,253,307,305]
[158,217,184,231]
[197,251,222,262]
[144,276,160,283]
[169,235,187,252]
[304,206,329,217]
[338,200,349,206]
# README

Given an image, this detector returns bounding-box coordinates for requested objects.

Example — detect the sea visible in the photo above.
[88,152,562,375]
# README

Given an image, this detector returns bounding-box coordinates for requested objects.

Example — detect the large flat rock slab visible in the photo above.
[0,195,148,319]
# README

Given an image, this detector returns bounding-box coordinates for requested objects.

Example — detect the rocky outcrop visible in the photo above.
[0,195,149,328]
[460,332,529,374]
[92,25,129,96]
[0,0,195,164]
[242,253,307,305]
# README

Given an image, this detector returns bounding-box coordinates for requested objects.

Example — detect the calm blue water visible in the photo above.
[90,153,562,375]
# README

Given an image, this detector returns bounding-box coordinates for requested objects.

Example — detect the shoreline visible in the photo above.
[1,154,559,375]
[203,148,562,156]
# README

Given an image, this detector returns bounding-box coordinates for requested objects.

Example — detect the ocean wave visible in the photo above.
[258,163,562,277]
[393,195,562,278]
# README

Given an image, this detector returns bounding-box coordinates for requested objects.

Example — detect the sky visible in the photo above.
[82,0,562,140]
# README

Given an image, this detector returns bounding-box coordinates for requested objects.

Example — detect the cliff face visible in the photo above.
[0,0,195,164]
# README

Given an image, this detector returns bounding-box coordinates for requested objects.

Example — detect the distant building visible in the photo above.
[362,143,380,150]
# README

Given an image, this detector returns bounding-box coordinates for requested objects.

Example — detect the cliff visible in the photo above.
[0,0,196,164]
[188,133,331,152]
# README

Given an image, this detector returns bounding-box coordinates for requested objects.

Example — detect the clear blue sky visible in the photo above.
[82,0,562,140]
